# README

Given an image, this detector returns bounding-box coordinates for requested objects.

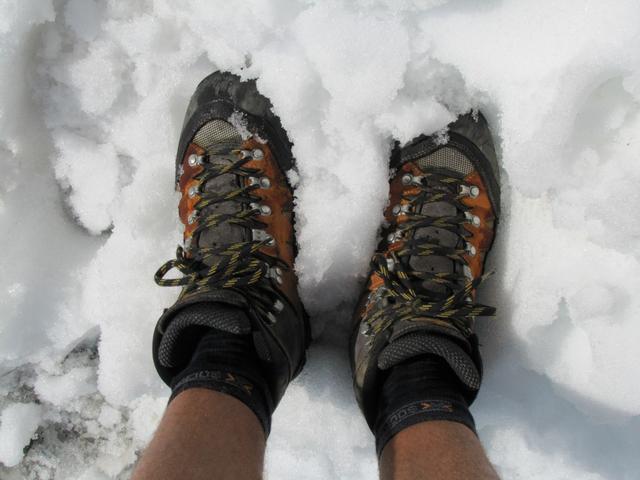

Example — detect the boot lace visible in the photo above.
[364,167,495,339]
[155,149,286,316]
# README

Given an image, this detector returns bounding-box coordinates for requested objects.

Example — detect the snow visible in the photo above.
[34,367,97,406]
[1,0,639,478]
[54,131,121,234]
[0,404,43,468]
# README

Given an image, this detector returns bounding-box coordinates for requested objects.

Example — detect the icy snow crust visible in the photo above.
[1,0,639,478]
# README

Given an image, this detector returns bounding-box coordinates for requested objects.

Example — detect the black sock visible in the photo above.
[169,316,273,436]
[373,354,476,456]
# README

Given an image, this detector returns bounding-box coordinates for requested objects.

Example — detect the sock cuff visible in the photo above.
[170,366,273,436]
[372,355,478,456]
[374,396,476,456]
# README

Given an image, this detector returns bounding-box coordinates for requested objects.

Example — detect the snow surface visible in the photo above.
[0,404,43,468]
[1,0,639,478]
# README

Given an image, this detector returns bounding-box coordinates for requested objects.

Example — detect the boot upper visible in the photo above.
[351,112,500,427]
[153,72,309,406]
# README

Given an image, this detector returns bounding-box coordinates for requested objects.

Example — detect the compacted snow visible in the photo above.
[1,0,640,478]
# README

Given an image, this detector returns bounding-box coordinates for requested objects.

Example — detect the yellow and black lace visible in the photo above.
[364,168,495,338]
[154,152,286,315]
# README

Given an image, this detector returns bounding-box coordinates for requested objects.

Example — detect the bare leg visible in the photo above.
[379,421,499,480]
[132,389,265,480]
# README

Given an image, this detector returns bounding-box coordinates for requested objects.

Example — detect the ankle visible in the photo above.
[167,305,274,436]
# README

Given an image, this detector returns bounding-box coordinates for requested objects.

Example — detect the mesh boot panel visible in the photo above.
[408,146,474,175]
[158,302,251,368]
[402,146,473,176]
[377,332,481,391]
[194,119,242,154]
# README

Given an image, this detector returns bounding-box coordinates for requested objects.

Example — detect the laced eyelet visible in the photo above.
[252,149,264,160]
[259,177,271,188]
[187,211,198,225]
[253,229,276,246]
[361,324,373,337]
[463,265,473,280]
[269,266,283,284]
[465,242,477,256]
[387,231,403,243]
[401,173,423,186]
[392,204,411,216]
[260,205,272,216]
[250,203,271,216]
[386,258,396,272]
[273,299,284,312]
[460,184,480,198]
[249,176,271,189]
[188,154,203,167]
[188,185,200,198]
[465,211,481,227]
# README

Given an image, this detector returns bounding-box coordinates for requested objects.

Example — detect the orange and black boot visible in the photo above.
[152,72,309,435]
[350,113,500,454]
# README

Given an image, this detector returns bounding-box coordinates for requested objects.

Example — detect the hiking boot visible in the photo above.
[350,112,500,431]
[152,72,309,414]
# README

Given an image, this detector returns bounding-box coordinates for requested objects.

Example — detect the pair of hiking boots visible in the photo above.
[152,72,499,451]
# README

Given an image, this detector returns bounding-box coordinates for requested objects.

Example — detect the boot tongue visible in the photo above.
[404,145,474,295]
[409,199,459,295]
[191,119,246,262]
